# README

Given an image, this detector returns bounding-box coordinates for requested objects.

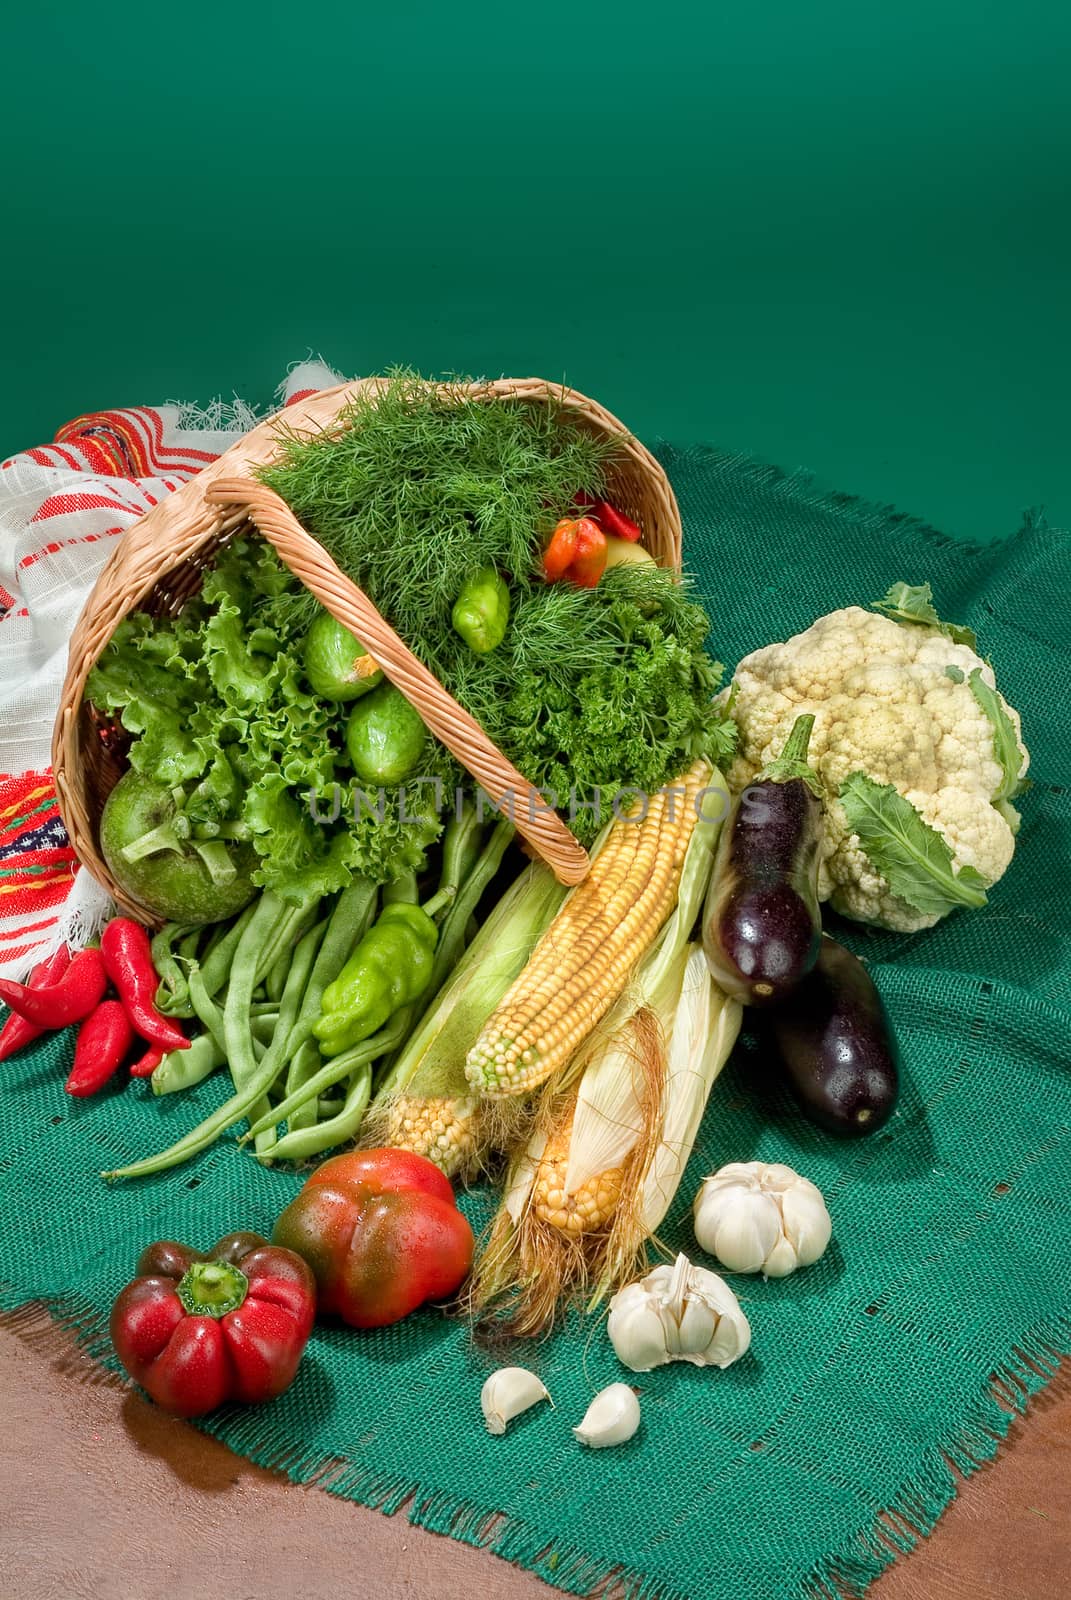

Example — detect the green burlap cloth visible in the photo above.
[3,447,1069,1600]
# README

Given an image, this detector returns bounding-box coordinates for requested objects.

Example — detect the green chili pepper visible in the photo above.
[313,902,439,1056]
[451,566,510,654]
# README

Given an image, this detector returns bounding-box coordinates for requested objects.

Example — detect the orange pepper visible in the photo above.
[564,518,608,587]
[542,518,580,581]
[542,517,608,587]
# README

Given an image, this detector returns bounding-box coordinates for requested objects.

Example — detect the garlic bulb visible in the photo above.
[480,1367,551,1435]
[608,1253,751,1373]
[693,1161,832,1278]
[573,1383,641,1448]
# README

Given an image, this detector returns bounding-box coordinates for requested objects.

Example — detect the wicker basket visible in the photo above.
[52,377,683,921]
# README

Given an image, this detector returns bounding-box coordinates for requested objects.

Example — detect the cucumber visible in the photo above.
[303,612,384,702]
[345,683,428,785]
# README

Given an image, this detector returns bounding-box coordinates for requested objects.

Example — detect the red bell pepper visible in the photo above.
[109,1232,316,1418]
[0,946,106,1029]
[101,918,189,1053]
[573,491,642,543]
[272,1148,475,1329]
[0,944,71,1062]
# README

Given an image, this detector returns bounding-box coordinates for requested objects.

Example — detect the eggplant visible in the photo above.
[703,714,823,1005]
[763,934,899,1136]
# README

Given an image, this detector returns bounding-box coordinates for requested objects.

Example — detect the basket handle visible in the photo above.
[206,477,591,886]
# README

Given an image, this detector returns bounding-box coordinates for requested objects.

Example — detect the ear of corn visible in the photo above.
[467,768,740,1336]
[386,1092,481,1179]
[361,860,566,1179]
[635,953,742,1240]
[465,760,713,1100]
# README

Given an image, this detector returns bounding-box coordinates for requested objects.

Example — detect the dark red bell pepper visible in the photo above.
[110,1232,316,1417]
[0,946,106,1029]
[0,944,71,1062]
[272,1148,475,1329]
[101,918,189,1052]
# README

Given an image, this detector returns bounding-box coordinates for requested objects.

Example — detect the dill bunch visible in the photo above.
[259,371,621,640]
[258,373,736,845]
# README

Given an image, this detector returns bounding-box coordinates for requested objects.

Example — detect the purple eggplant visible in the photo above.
[703,714,823,1005]
[763,934,899,1135]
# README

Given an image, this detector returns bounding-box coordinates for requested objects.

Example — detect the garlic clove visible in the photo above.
[480,1367,551,1435]
[676,1291,718,1355]
[762,1162,801,1189]
[693,1179,774,1272]
[608,1283,672,1372]
[573,1383,641,1448]
[714,1192,782,1273]
[760,1234,799,1278]
[780,1180,832,1267]
[701,1281,752,1367]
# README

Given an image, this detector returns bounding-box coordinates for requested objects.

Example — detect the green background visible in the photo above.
[3,0,1068,544]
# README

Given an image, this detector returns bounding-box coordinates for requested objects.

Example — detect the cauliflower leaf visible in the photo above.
[874,581,977,650]
[839,773,989,919]
[967,668,1030,803]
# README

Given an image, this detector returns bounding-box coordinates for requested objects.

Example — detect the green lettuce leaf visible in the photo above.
[839,772,989,918]
[873,582,977,650]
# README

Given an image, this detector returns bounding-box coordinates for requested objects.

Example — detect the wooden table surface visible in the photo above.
[4,1309,1068,1600]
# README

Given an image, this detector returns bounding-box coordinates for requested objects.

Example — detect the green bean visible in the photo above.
[265,948,290,1004]
[151,1032,225,1095]
[178,928,203,963]
[428,818,514,996]
[274,879,378,1074]
[101,888,367,1181]
[252,1012,279,1043]
[152,921,200,1017]
[231,902,324,1160]
[317,1093,345,1118]
[197,900,259,997]
[252,899,316,987]
[259,1064,372,1165]
[200,915,236,965]
[188,970,228,1053]
[244,1007,414,1139]
[250,999,284,1016]
[282,1038,323,1137]
[439,800,484,900]
[223,893,290,1080]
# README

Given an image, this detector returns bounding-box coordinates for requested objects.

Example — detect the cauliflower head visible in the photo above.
[728,588,1029,932]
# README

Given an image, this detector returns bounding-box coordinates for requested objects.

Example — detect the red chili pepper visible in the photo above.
[566,518,608,588]
[573,491,642,543]
[129,1043,165,1079]
[0,945,71,1062]
[0,946,107,1030]
[65,1000,134,1097]
[109,1232,316,1417]
[100,918,190,1052]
